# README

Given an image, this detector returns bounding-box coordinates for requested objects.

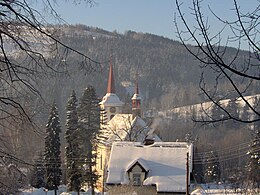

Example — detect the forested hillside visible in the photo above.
[4,25,259,166]
[37,24,258,111]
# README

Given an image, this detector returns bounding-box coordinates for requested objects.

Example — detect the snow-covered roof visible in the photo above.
[126,158,149,172]
[99,93,124,106]
[132,93,141,100]
[105,114,161,144]
[106,141,193,193]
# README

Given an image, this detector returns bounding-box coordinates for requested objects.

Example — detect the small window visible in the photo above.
[133,173,141,186]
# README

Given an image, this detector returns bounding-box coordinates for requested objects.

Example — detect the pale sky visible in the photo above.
[40,0,258,47]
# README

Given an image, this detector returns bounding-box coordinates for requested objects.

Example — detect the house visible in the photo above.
[96,58,161,191]
[106,141,193,195]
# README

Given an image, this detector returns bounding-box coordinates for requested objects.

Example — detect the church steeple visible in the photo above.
[135,77,139,95]
[99,56,124,122]
[132,75,141,117]
[107,58,115,94]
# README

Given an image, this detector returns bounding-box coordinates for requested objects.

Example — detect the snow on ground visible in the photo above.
[191,183,259,195]
[21,186,66,195]
[191,187,207,195]
[21,184,258,195]
[20,186,100,195]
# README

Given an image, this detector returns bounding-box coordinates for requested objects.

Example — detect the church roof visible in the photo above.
[99,93,124,106]
[106,141,193,193]
[132,93,141,100]
[132,75,141,100]
[126,158,149,172]
[103,114,161,144]
[100,57,124,106]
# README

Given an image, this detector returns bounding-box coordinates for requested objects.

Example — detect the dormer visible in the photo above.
[126,158,149,186]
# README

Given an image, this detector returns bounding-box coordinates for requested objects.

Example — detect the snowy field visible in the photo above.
[191,187,244,195]
[191,184,259,195]
[21,184,259,195]
[21,186,100,195]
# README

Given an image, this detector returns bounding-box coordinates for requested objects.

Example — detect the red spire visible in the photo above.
[107,57,115,93]
[135,76,139,95]
[132,72,141,117]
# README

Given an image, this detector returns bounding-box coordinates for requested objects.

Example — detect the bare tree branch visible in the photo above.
[175,0,260,124]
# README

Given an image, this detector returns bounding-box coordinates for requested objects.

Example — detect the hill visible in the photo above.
[29,24,258,112]
[2,24,259,186]
[4,24,258,158]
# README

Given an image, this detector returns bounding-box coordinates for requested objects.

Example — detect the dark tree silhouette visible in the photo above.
[78,86,100,194]
[246,97,260,189]
[204,150,221,183]
[30,153,45,189]
[65,90,82,194]
[44,102,62,195]
[225,99,240,128]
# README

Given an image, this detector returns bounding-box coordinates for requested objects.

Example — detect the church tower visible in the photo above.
[100,58,124,122]
[131,77,141,117]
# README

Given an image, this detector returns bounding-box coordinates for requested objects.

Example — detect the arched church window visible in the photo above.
[110,115,115,120]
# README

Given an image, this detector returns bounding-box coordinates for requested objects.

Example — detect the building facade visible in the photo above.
[106,142,193,195]
[96,58,160,192]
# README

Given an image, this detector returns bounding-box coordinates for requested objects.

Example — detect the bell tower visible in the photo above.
[132,76,141,117]
[100,57,123,123]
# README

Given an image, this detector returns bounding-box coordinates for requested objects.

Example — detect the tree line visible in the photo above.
[158,96,259,190]
[30,86,101,195]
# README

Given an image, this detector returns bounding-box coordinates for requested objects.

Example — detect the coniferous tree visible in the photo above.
[241,102,251,132]
[65,90,82,194]
[246,129,260,189]
[225,99,240,129]
[30,153,45,189]
[44,103,62,195]
[241,103,250,122]
[211,102,225,126]
[78,86,100,194]
[204,150,221,183]
[246,97,260,189]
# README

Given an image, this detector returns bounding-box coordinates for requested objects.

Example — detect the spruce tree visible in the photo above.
[247,129,260,189]
[225,99,240,129]
[211,102,225,125]
[78,86,100,194]
[203,150,221,183]
[44,103,62,195]
[246,97,260,188]
[241,103,250,122]
[65,90,82,194]
[30,153,45,189]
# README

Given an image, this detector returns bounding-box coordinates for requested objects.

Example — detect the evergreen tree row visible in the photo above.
[30,85,101,195]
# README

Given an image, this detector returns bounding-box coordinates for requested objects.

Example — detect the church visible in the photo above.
[96,59,193,194]
[96,59,161,191]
